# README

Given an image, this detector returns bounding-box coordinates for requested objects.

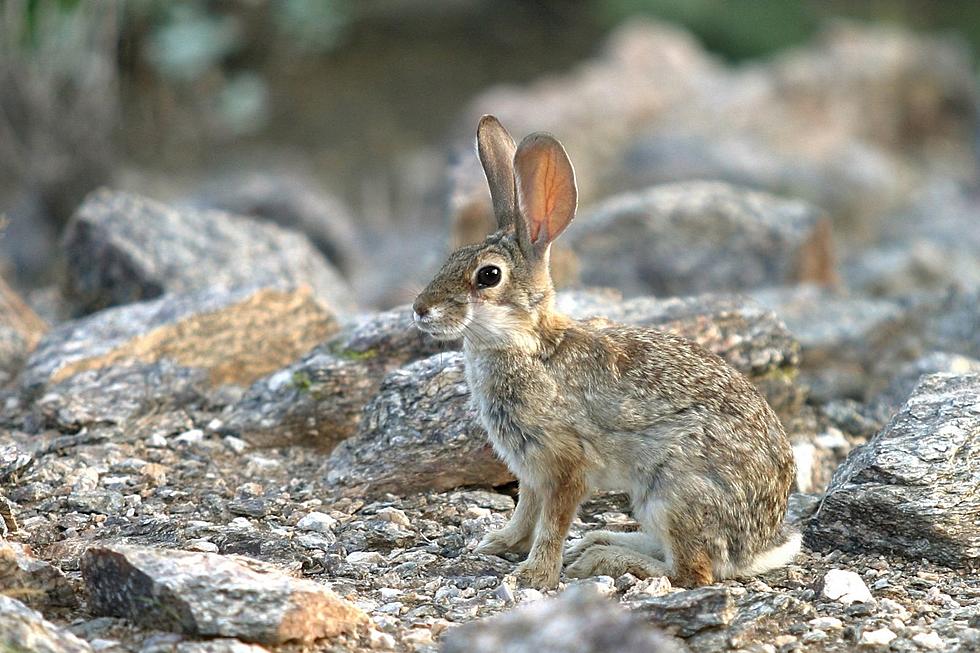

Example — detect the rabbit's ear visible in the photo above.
[477,115,518,230]
[514,133,577,257]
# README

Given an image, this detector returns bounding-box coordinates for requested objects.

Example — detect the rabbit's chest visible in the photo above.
[463,352,562,469]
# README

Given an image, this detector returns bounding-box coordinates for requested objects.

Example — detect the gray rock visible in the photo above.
[62,189,354,315]
[845,181,980,297]
[807,373,980,569]
[325,352,512,497]
[80,544,368,644]
[0,540,77,607]
[619,133,901,230]
[626,583,809,652]
[22,285,337,398]
[566,182,835,298]
[441,585,682,653]
[32,361,207,431]
[877,289,980,364]
[750,285,905,402]
[224,306,451,448]
[188,169,360,276]
[629,587,736,638]
[0,324,27,387]
[869,352,980,415]
[0,594,93,653]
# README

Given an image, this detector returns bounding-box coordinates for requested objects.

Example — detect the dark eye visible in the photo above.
[476,265,501,288]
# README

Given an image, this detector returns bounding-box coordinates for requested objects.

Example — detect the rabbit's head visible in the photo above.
[413,116,577,349]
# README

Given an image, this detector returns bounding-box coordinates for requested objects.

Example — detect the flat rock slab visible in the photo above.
[32,360,208,431]
[326,352,513,497]
[0,594,93,653]
[80,545,368,644]
[807,373,980,569]
[225,306,450,448]
[566,181,834,298]
[442,585,683,653]
[62,189,354,314]
[22,286,337,397]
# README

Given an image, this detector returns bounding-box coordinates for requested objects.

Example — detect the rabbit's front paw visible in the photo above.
[476,528,532,556]
[514,558,560,589]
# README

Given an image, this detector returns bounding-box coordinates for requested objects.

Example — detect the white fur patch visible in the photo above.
[737,531,802,577]
[467,303,538,352]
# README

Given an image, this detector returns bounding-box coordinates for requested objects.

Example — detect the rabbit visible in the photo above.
[412,115,800,589]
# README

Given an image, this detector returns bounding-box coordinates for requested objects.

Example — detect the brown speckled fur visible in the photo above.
[413,116,799,589]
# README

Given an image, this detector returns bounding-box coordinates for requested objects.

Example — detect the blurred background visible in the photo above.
[2,0,979,311]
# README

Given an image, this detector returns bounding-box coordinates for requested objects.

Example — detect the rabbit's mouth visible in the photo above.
[413,306,470,340]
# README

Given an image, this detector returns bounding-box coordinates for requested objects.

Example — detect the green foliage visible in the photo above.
[597,0,818,60]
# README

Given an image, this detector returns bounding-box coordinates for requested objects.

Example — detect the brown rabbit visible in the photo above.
[413,115,799,589]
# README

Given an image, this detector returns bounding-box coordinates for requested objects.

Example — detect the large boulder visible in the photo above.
[325,352,512,497]
[750,285,905,402]
[807,373,980,569]
[223,306,451,448]
[187,169,361,276]
[81,545,368,644]
[23,286,336,394]
[845,181,980,297]
[22,286,337,429]
[566,182,835,298]
[62,189,354,315]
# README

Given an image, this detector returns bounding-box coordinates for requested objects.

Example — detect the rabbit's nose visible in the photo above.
[413,300,430,320]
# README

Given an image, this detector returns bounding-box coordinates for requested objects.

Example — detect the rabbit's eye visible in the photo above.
[476,265,502,288]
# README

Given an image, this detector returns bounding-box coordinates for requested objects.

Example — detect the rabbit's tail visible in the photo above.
[739,523,802,577]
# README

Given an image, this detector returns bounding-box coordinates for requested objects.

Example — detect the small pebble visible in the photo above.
[516,588,544,603]
[822,569,874,605]
[802,630,827,643]
[403,628,433,647]
[347,551,385,565]
[494,582,515,603]
[223,435,248,453]
[369,629,396,650]
[911,632,944,650]
[297,511,337,533]
[378,587,402,601]
[375,507,411,527]
[774,634,797,647]
[146,433,168,448]
[174,429,204,445]
[809,617,843,630]
[185,539,219,553]
[615,573,638,592]
[860,627,897,647]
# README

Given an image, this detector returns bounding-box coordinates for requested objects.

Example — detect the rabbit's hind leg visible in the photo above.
[565,544,670,579]
[564,530,664,565]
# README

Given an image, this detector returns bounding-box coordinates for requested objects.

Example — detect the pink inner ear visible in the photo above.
[516,134,576,248]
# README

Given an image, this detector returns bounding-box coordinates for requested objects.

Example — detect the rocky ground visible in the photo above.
[3,18,980,653]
